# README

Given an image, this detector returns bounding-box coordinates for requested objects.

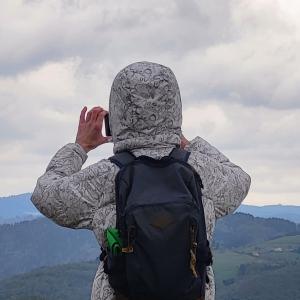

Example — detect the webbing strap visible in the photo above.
[169,146,191,162]
[109,151,136,168]
[109,147,190,168]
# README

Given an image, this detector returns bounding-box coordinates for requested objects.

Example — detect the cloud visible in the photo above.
[167,0,300,110]
[182,102,300,204]
[0,0,237,75]
[0,0,299,205]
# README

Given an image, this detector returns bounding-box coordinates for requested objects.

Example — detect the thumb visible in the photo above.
[104,136,113,143]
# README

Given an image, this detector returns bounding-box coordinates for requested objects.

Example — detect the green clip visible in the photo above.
[105,227,122,255]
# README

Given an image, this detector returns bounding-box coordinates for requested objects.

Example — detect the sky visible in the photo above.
[0,0,299,206]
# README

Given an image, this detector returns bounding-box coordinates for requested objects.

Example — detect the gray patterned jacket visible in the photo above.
[31,62,251,300]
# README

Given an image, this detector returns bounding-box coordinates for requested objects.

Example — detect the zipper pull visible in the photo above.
[190,224,198,278]
[122,226,135,253]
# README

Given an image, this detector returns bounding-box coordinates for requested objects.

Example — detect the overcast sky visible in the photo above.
[0,0,299,206]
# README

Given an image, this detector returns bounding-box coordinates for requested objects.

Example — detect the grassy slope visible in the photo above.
[214,235,300,300]
[217,263,300,300]
[214,251,257,285]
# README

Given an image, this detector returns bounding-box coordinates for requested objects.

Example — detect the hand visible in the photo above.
[180,134,190,149]
[75,106,112,153]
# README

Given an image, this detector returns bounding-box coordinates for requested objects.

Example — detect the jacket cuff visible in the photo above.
[69,142,88,164]
[184,136,202,152]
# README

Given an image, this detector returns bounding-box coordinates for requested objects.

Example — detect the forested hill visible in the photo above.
[0,212,299,281]
[1,235,299,300]
[0,218,99,280]
[213,212,299,249]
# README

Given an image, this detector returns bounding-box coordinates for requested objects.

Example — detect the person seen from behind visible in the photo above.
[31,61,251,300]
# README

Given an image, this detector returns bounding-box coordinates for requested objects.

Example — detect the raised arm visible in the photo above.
[185,136,251,219]
[31,106,114,229]
[31,143,116,229]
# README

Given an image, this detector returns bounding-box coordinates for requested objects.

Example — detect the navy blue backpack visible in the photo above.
[101,146,212,300]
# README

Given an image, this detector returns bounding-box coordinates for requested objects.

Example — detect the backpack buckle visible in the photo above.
[121,246,134,253]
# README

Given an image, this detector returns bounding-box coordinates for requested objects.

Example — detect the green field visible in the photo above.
[214,251,258,286]
[215,235,300,299]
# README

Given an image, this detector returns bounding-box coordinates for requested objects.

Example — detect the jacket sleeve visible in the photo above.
[186,136,251,219]
[31,142,116,230]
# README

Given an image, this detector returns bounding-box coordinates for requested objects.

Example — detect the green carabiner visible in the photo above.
[105,227,122,255]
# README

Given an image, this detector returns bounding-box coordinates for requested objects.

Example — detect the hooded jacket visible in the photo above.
[31,61,251,300]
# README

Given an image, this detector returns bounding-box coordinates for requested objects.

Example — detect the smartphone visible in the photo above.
[104,113,112,137]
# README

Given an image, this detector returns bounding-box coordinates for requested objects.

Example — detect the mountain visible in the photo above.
[0,261,98,300]
[0,235,299,300]
[0,212,298,281]
[237,204,300,223]
[0,193,40,224]
[1,193,299,224]
[0,218,99,280]
[213,212,299,249]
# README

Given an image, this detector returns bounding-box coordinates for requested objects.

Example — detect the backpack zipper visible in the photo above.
[124,200,200,216]
[121,225,135,253]
[190,223,198,278]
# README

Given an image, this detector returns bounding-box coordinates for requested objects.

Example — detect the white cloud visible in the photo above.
[182,102,300,205]
[0,0,299,205]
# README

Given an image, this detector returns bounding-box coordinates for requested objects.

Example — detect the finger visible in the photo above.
[86,109,93,122]
[102,136,113,143]
[87,106,104,122]
[96,110,108,121]
[79,106,87,123]
[91,106,104,112]
[96,110,107,130]
[93,106,104,110]
[91,109,101,122]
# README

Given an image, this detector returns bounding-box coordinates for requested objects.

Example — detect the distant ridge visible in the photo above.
[237,204,300,223]
[0,193,41,224]
[1,193,299,223]
[0,217,98,280]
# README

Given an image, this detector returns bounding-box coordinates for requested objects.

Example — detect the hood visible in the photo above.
[109,61,182,154]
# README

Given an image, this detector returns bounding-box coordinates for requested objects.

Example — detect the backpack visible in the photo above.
[101,146,213,300]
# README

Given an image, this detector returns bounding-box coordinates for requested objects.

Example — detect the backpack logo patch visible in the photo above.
[150,211,175,230]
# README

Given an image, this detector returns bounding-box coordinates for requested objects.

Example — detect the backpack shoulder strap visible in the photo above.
[109,150,136,168]
[169,146,191,162]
